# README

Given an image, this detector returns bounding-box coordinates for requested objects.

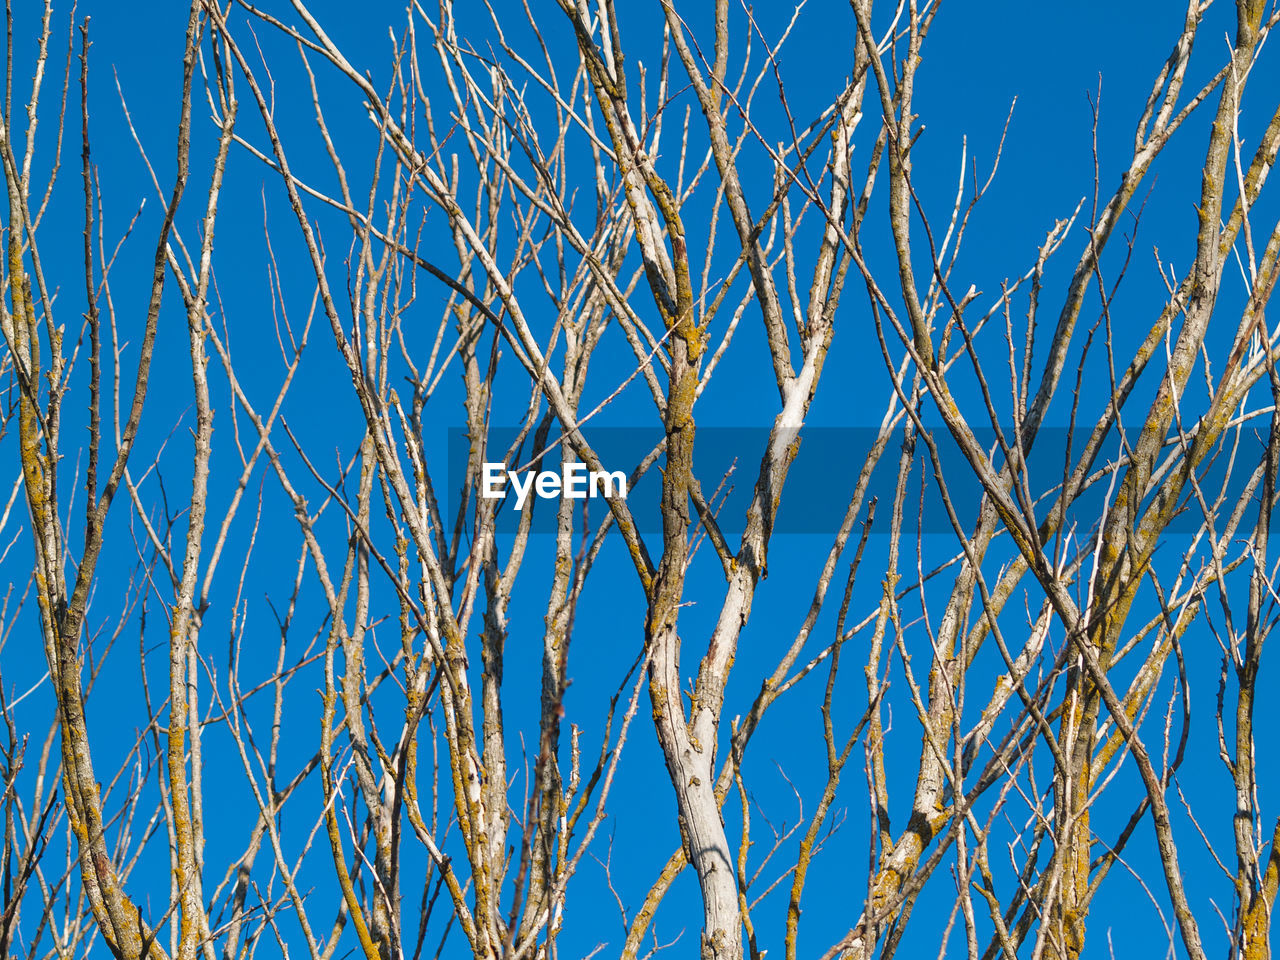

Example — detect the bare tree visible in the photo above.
[0,1,1279,959]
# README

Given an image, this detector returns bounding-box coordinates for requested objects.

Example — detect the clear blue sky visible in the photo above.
[4,1,1276,958]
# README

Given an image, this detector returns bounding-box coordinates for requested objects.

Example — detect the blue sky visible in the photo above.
[3,1,1278,958]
